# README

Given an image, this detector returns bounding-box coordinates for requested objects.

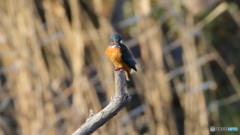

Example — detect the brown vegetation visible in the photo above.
[0,0,240,135]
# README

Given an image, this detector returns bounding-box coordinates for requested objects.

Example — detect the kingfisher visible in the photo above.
[105,33,137,81]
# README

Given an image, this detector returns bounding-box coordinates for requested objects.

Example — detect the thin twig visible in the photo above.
[72,69,131,135]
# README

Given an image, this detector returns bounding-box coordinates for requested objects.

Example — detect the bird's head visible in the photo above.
[110,33,122,44]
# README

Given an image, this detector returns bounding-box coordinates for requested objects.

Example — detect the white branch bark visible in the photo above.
[72,69,131,135]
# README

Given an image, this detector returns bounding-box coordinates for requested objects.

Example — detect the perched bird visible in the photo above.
[105,33,137,81]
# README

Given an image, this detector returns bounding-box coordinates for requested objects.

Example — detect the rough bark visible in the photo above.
[72,69,131,135]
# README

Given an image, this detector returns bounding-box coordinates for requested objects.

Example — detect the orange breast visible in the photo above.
[105,46,122,63]
[105,45,132,80]
[105,46,126,69]
[105,46,122,61]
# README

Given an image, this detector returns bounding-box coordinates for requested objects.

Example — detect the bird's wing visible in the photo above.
[120,43,137,71]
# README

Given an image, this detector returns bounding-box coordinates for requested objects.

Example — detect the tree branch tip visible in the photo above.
[88,109,95,117]
[72,67,130,134]
[126,95,132,101]
[114,69,124,72]
[85,109,95,122]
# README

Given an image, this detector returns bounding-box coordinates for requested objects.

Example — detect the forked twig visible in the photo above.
[72,69,131,135]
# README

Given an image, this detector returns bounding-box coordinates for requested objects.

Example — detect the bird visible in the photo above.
[105,33,137,81]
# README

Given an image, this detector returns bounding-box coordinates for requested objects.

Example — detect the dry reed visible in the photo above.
[0,0,239,135]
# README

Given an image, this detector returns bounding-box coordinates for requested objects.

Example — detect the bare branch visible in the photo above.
[72,69,131,135]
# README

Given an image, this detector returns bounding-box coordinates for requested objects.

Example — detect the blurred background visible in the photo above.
[0,0,240,135]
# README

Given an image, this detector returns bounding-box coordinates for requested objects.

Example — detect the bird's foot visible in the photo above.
[115,67,123,71]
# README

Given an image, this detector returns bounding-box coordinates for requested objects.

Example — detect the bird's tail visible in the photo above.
[124,70,130,81]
